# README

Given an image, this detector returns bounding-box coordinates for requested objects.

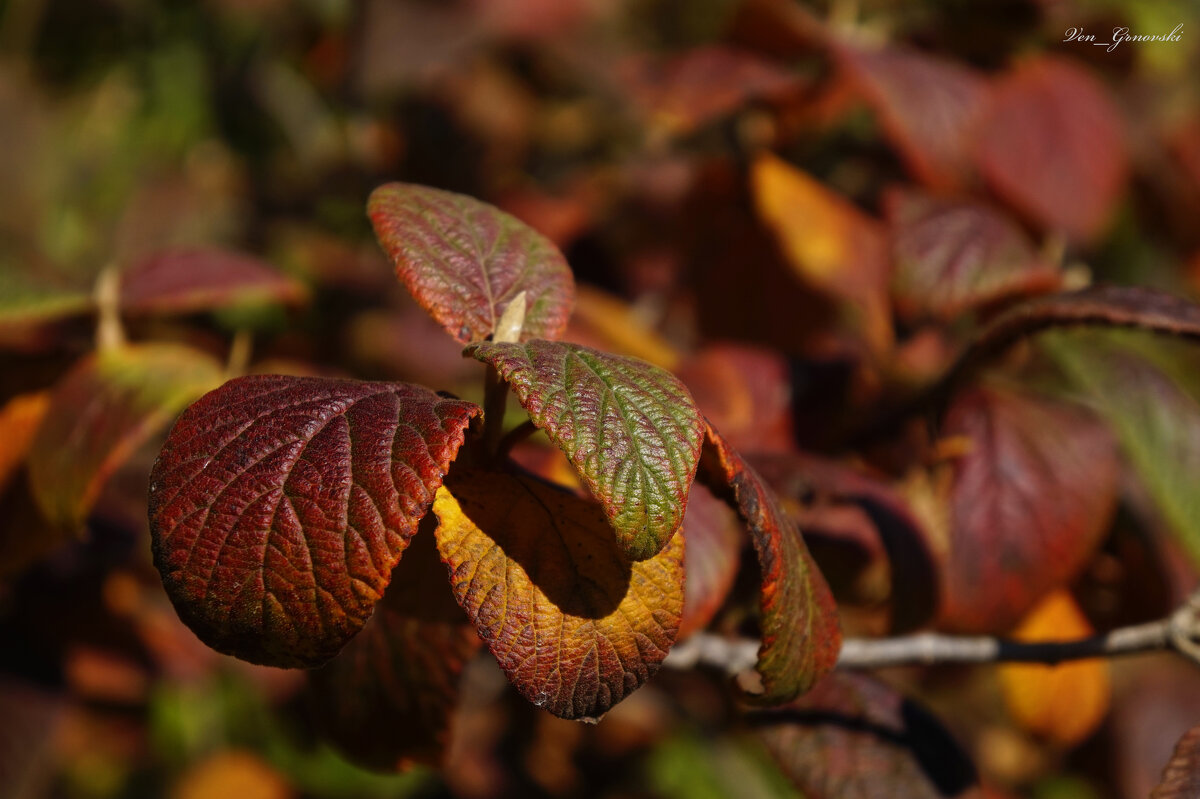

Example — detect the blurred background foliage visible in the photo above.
[2,0,1200,797]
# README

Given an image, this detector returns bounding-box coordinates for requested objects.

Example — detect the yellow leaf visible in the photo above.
[998,591,1111,746]
[173,750,291,799]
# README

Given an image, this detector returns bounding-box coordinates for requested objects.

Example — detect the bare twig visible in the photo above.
[665,589,1200,674]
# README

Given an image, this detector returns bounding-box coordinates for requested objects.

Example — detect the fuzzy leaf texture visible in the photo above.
[368,182,575,344]
[469,340,705,561]
[149,375,479,668]
[433,468,685,721]
[698,423,841,703]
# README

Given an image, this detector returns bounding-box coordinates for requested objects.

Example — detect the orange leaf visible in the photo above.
[998,591,1111,746]
[433,468,684,720]
[751,152,892,354]
[0,391,49,494]
[172,750,292,799]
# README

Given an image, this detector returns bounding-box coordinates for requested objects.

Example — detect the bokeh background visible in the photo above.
[3,0,1200,797]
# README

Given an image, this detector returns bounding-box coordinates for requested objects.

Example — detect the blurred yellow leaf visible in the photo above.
[0,391,49,494]
[998,591,1111,746]
[567,285,681,370]
[751,152,892,354]
[173,750,292,799]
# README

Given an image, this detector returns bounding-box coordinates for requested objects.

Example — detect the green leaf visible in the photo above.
[368,183,575,345]
[469,340,705,561]
[1045,329,1200,568]
[27,343,224,530]
[149,375,480,668]
[697,423,841,703]
[433,467,685,720]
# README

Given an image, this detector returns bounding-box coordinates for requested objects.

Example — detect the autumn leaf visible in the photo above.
[172,751,291,799]
[976,56,1127,242]
[469,340,705,561]
[1153,726,1200,799]
[676,343,794,454]
[998,591,1111,746]
[939,386,1118,633]
[834,41,990,190]
[887,188,1061,322]
[27,344,224,530]
[433,467,684,721]
[119,249,308,316]
[0,392,49,495]
[368,182,575,344]
[678,481,742,640]
[308,530,480,770]
[750,672,979,798]
[698,424,840,703]
[751,152,892,354]
[149,375,479,667]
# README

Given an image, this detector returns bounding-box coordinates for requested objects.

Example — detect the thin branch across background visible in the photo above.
[665,589,1200,675]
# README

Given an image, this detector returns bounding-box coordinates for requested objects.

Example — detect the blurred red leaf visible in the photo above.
[975,57,1127,242]
[698,424,841,703]
[834,41,990,191]
[27,344,224,530]
[677,343,794,454]
[886,188,1061,322]
[308,531,480,770]
[751,672,979,798]
[751,451,940,632]
[1112,658,1200,798]
[678,481,742,640]
[149,375,479,668]
[119,249,308,315]
[616,46,806,140]
[939,386,1118,633]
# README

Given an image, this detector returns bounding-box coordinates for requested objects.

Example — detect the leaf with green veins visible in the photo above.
[697,423,841,703]
[469,339,705,561]
[27,343,224,530]
[368,183,575,345]
[149,375,480,668]
[433,467,685,721]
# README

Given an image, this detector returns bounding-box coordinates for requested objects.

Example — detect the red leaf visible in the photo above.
[149,375,480,668]
[678,481,742,640]
[368,183,575,345]
[469,340,705,561]
[433,467,684,720]
[887,188,1061,321]
[676,343,794,454]
[28,344,224,530]
[119,249,308,315]
[616,46,805,139]
[835,41,990,190]
[751,672,978,798]
[939,386,1118,632]
[308,531,480,770]
[976,57,1127,242]
[698,424,841,703]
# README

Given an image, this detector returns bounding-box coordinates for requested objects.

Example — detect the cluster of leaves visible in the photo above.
[5,0,1200,797]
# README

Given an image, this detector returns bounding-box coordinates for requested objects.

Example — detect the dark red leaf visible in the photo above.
[834,41,990,190]
[698,424,841,703]
[976,56,1127,241]
[751,672,979,799]
[149,375,480,668]
[469,340,705,561]
[368,183,575,345]
[886,188,1061,321]
[939,386,1118,632]
[616,46,806,139]
[308,531,480,770]
[119,249,308,315]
